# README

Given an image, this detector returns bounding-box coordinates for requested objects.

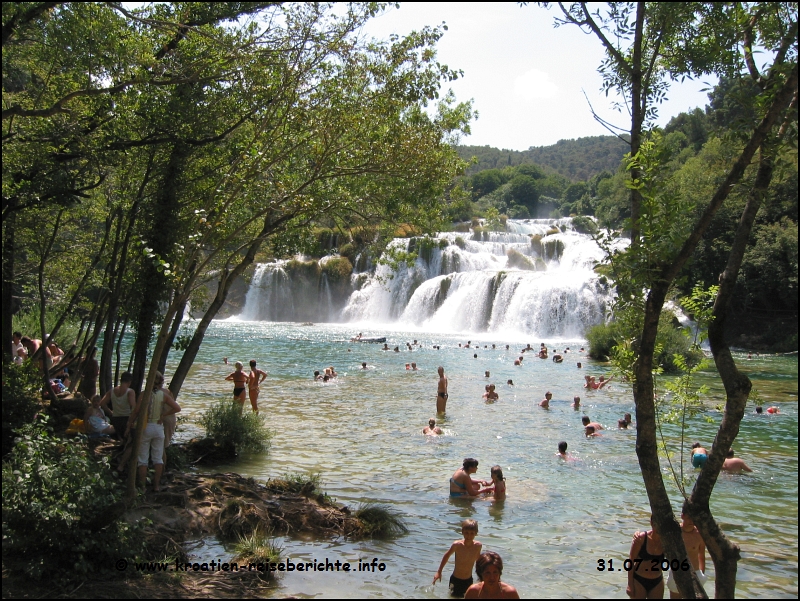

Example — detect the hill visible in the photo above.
[458,135,629,181]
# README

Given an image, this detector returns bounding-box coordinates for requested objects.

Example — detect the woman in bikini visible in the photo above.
[225,361,248,412]
[464,552,520,599]
[626,516,665,599]
[450,458,488,498]
[247,359,267,414]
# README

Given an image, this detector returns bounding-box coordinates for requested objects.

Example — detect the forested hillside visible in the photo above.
[458,135,628,180]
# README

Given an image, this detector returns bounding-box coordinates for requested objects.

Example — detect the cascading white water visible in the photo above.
[239,218,624,336]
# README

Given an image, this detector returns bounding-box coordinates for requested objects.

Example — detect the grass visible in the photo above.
[353,503,408,539]
[233,530,282,566]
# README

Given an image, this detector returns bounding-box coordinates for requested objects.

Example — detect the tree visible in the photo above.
[543,2,797,598]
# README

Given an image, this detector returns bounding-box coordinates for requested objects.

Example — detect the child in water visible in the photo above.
[481,465,506,500]
[433,519,483,598]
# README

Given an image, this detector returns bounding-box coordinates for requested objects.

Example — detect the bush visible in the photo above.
[454,236,466,249]
[321,256,353,283]
[198,401,271,454]
[234,530,282,566]
[2,361,42,456]
[586,322,619,359]
[571,215,598,235]
[2,418,145,581]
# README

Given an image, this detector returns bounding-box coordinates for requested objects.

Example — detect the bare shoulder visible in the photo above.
[464,582,482,599]
[501,582,520,598]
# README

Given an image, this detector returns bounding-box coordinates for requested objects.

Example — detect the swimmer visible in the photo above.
[437,366,449,413]
[556,441,569,459]
[754,406,763,414]
[572,395,581,409]
[473,353,477,359]
[584,375,599,389]
[313,370,322,380]
[514,359,521,366]
[721,449,752,473]
[618,419,629,429]
[394,346,400,352]
[464,552,520,599]
[423,418,443,436]
[539,391,552,408]
[518,356,524,363]
[766,406,780,414]
[507,379,514,386]
[577,362,582,369]
[486,384,498,401]
[585,425,602,437]
[581,415,604,430]
[411,362,418,370]
[552,353,563,363]
[406,363,411,370]
[485,370,490,378]
[666,503,707,599]
[382,343,390,350]
[361,362,368,369]
[624,412,633,426]
[597,375,614,389]
[322,374,330,382]
[690,442,708,468]
[481,465,506,500]
[433,519,482,598]
[223,357,228,365]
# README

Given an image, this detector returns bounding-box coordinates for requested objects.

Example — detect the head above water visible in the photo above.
[581,416,590,425]
[475,552,503,580]
[558,441,568,453]
[428,418,436,427]
[463,457,479,470]
[490,465,505,481]
[461,518,478,533]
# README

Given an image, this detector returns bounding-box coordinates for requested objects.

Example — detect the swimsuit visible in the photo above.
[449,574,473,597]
[233,387,246,397]
[633,533,664,592]
[692,452,708,468]
[438,392,448,398]
[449,478,467,497]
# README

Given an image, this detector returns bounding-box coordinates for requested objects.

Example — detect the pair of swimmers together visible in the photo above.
[449,458,506,499]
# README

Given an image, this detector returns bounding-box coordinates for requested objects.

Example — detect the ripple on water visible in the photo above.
[161,322,797,598]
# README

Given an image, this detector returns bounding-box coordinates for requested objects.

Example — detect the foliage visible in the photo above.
[457,136,628,180]
[506,248,537,271]
[2,418,145,581]
[321,257,354,284]
[1,361,41,456]
[571,215,598,235]
[353,503,409,538]
[198,401,271,454]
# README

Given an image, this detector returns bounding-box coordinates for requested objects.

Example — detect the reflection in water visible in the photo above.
[160,322,797,598]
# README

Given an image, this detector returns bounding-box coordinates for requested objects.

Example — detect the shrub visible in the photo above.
[2,418,145,581]
[198,401,271,454]
[571,215,598,235]
[586,322,619,359]
[2,361,42,456]
[321,256,353,283]
[454,236,466,249]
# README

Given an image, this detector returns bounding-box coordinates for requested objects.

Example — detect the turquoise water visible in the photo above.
[164,321,797,598]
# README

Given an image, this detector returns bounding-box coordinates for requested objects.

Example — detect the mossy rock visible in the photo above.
[321,257,353,283]
[507,248,536,271]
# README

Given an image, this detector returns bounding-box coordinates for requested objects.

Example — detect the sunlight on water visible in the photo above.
[162,321,797,598]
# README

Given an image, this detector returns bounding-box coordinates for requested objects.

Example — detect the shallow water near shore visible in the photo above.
[164,321,797,598]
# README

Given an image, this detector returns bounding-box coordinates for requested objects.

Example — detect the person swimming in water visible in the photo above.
[481,465,506,500]
[423,418,443,436]
[539,391,552,408]
[721,448,753,473]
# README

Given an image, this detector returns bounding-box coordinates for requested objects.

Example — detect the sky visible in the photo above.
[360,3,718,151]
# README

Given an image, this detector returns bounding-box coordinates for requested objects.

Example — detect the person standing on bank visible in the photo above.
[247,359,268,414]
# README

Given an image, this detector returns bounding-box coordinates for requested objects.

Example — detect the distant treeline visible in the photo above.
[457,135,629,180]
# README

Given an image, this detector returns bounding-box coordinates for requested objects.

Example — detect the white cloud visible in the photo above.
[513,69,559,100]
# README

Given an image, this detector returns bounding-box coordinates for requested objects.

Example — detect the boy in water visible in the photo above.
[434,519,483,598]
[539,391,552,408]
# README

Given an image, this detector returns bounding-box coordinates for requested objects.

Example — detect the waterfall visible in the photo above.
[238,218,623,335]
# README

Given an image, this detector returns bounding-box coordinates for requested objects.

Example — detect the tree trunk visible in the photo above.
[2,207,15,362]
